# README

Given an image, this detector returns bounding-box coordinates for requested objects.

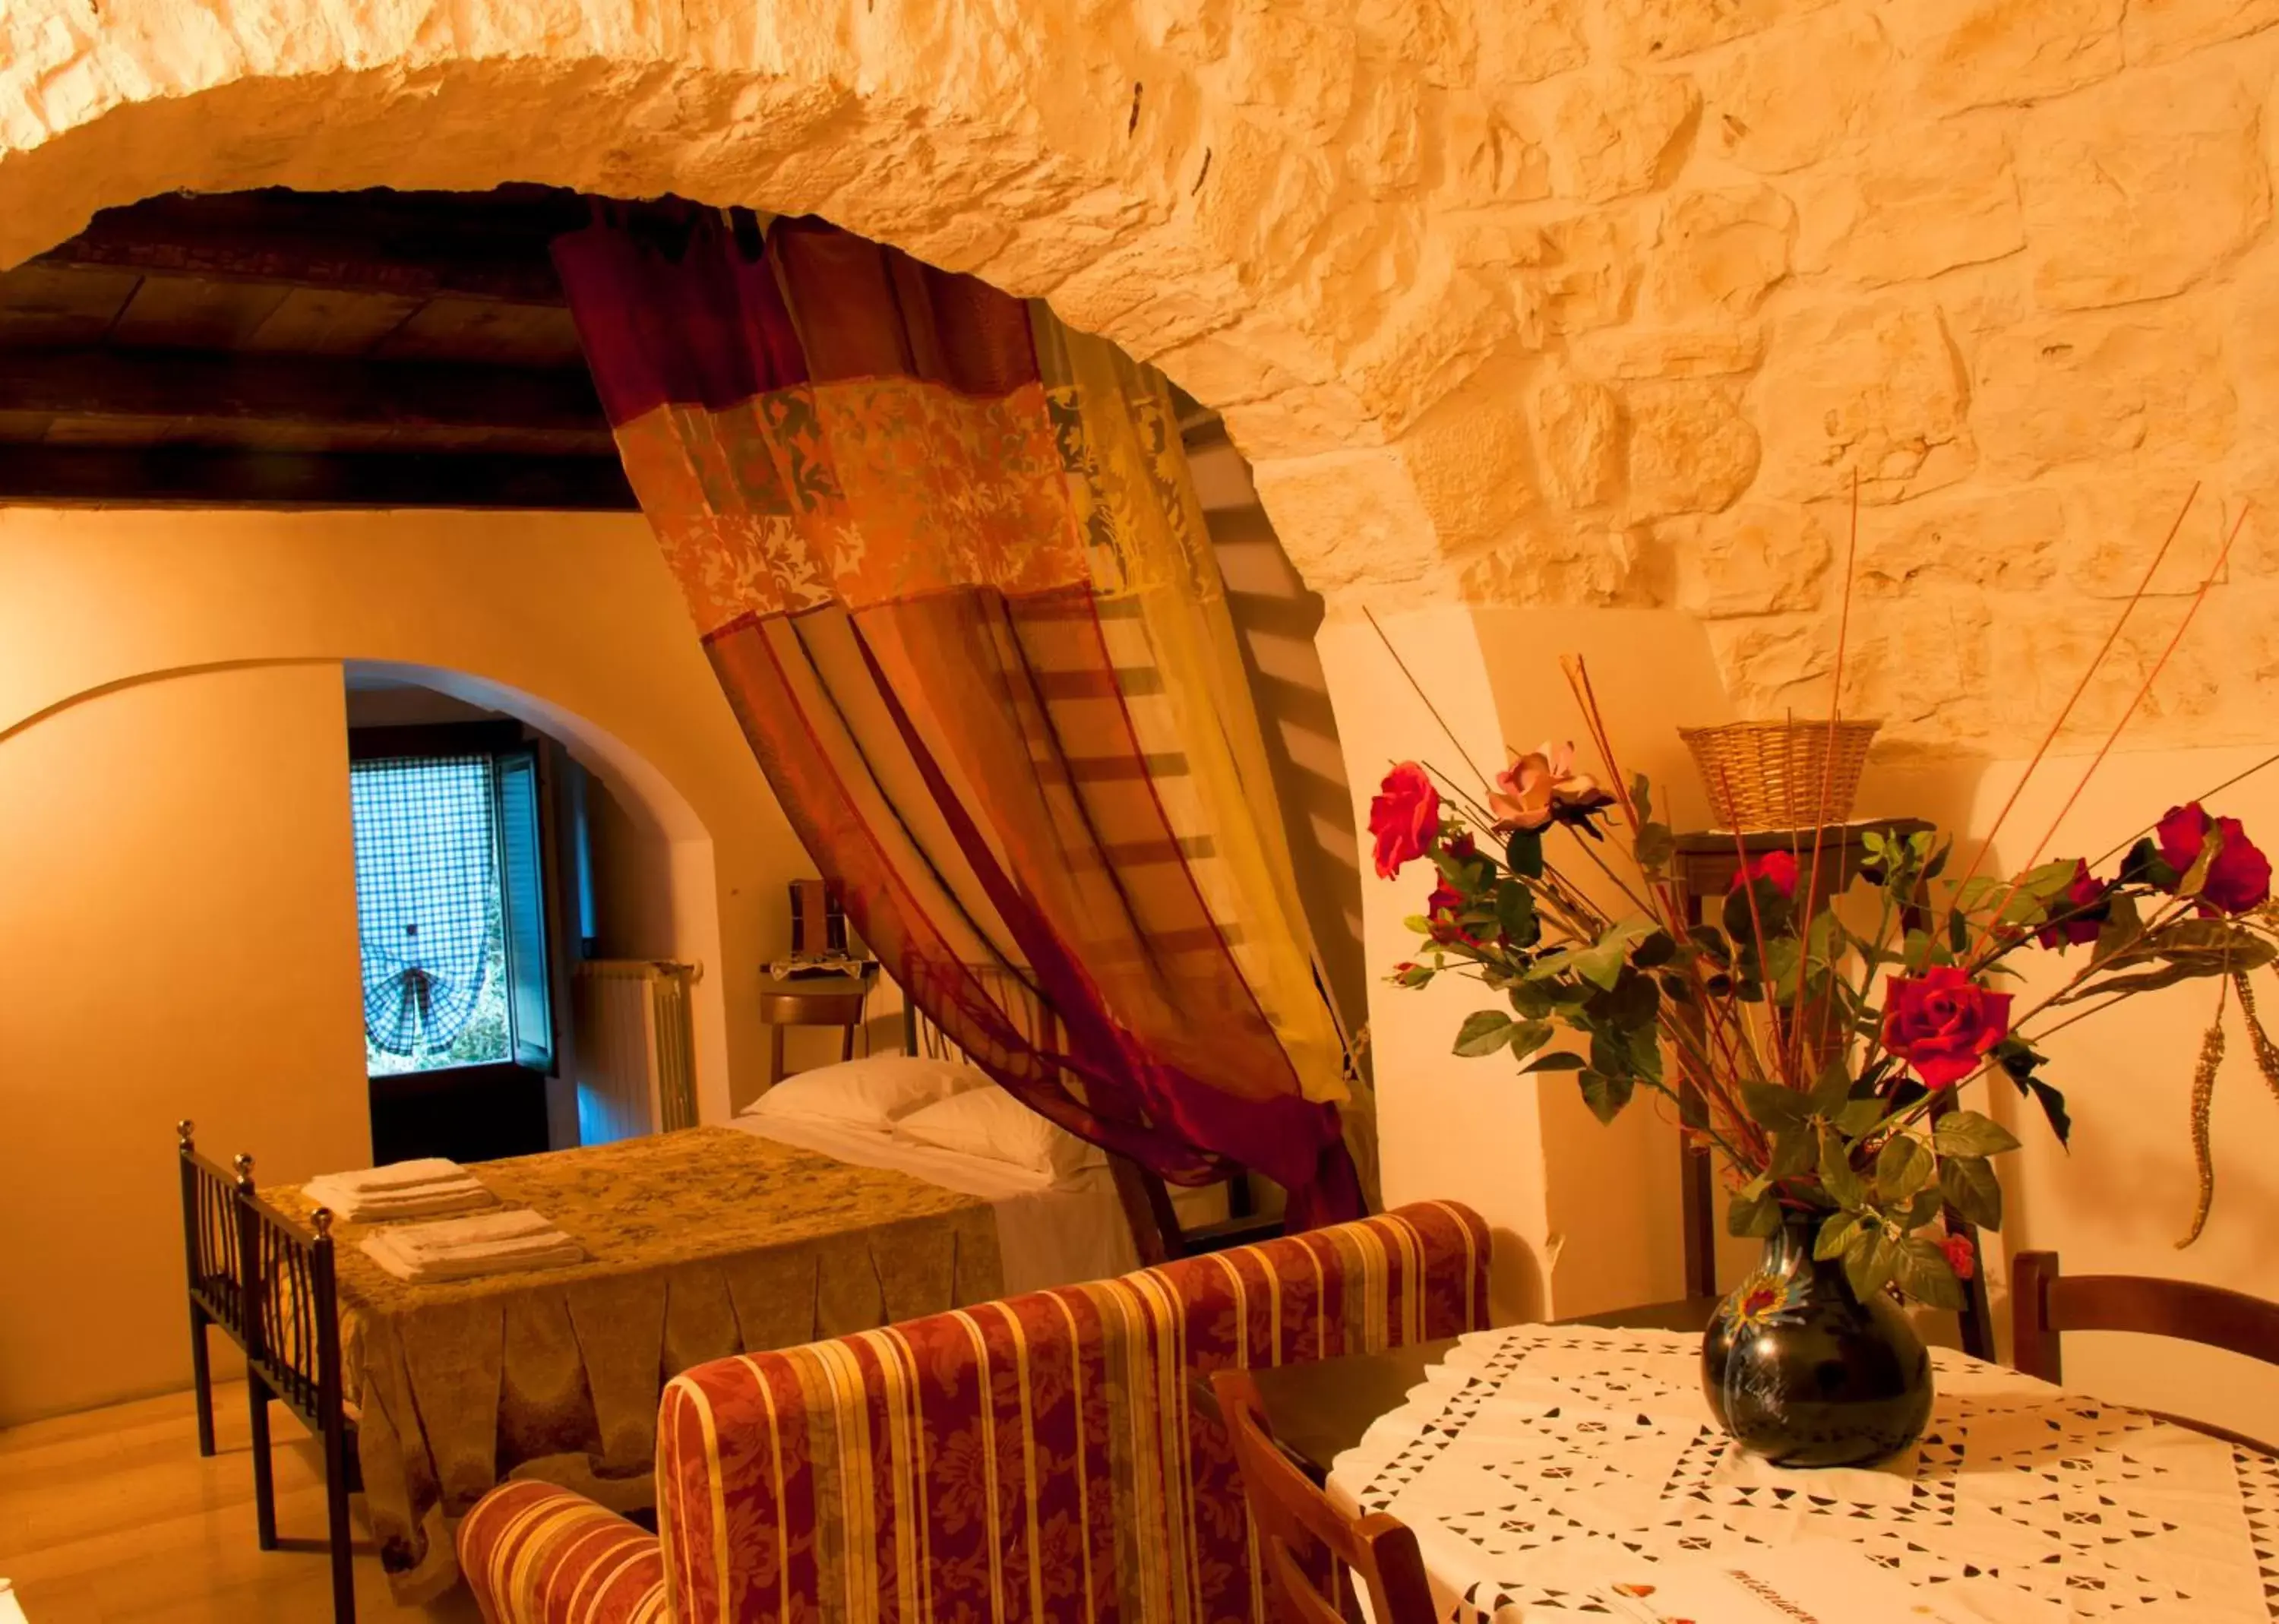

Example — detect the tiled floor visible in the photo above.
[0,1381,481,1623]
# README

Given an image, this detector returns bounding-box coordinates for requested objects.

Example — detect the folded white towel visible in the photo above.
[310,1158,467,1194]
[356,1208,583,1283]
[303,1174,497,1221]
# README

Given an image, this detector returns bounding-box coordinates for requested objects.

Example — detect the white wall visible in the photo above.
[0,664,368,1423]
[0,504,815,1423]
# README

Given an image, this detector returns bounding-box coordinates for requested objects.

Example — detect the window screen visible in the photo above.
[352,755,504,1063]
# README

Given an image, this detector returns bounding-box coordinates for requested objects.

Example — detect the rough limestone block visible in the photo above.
[1791,118,2022,287]
[1756,301,1974,504]
[1646,185,1794,318]
[1626,381,1760,518]
[1458,517,1647,606]
[1530,376,1625,509]
[2053,472,2234,598]
[1696,5,1892,174]
[1888,0,2125,114]
[1670,502,1831,618]
[1535,66,1699,202]
[2019,62,2271,311]
[1852,486,2067,597]
[2121,0,2279,65]
[1971,308,2234,479]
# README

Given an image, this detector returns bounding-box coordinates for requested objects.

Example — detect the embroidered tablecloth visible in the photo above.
[1328,1325,2279,1622]
[277,1126,1002,1603]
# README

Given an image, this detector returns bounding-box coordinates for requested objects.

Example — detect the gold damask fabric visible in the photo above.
[280,1126,1002,1603]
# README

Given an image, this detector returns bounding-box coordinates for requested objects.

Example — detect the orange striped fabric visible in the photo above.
[459,1480,669,1624]
[655,1202,1490,1624]
[457,1204,1489,1624]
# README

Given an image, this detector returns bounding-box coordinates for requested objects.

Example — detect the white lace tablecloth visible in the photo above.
[1327,1325,2279,1622]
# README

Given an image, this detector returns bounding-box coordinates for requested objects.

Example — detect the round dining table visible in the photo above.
[1324,1323,2279,1622]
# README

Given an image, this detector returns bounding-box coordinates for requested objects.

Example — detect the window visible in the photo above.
[350,732,555,1076]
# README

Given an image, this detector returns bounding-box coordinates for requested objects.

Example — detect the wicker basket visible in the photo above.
[1679,720,1881,832]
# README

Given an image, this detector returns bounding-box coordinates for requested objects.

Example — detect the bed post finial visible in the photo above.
[232,1153,255,1189]
[176,1119,195,1152]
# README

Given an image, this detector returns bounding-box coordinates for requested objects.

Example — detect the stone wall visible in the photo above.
[2,0,2276,757]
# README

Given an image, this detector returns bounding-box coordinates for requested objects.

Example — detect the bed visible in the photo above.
[261,1044,1230,1603]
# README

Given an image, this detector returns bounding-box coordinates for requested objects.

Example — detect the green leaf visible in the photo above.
[1808,1054,1852,1119]
[2015,858,2084,902]
[1939,1155,2003,1231]
[1494,881,1541,949]
[1402,914,1435,937]
[1453,1010,1517,1057]
[1843,1225,1898,1300]
[1507,1020,1554,1065]
[2028,1078,2073,1147]
[1524,1051,1588,1074]
[1579,1069,1636,1125]
[1835,1098,1885,1137]
[1689,924,1731,968]
[1768,1128,1815,1180]
[2092,889,2145,965]
[1635,822,1676,877]
[1932,1109,2021,1159]
[1741,1082,1812,1135]
[1876,1135,1936,1205]
[1727,1186,1783,1239]
[1506,827,1544,879]
[1894,1237,1966,1310]
[1509,981,1553,1019]
[1818,1125,1867,1210]
[1630,772,1654,827]
[1814,1212,1862,1262]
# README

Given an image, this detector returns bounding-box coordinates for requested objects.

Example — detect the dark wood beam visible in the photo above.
[33,188,585,304]
[0,444,637,510]
[0,347,609,436]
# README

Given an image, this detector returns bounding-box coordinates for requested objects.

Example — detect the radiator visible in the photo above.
[571,960,700,1145]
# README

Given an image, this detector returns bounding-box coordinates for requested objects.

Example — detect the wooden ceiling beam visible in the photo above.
[0,347,609,436]
[33,189,584,304]
[0,444,637,510]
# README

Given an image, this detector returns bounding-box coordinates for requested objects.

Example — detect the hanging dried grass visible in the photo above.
[2177,975,2230,1249]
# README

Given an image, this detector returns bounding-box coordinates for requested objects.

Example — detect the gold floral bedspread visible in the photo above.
[277,1125,1003,1603]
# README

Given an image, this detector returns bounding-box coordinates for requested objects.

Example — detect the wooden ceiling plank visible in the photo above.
[0,444,637,510]
[370,299,587,368]
[40,188,582,305]
[0,347,611,436]
[242,286,424,355]
[109,276,296,350]
[0,264,144,348]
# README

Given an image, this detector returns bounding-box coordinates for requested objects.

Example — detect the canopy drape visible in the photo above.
[553,207,1361,1227]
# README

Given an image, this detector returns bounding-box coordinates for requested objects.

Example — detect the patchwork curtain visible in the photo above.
[553,207,1361,1226]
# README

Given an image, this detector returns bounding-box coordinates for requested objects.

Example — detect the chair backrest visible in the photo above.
[650,1201,1491,1624]
[177,1120,250,1346]
[2013,1250,2279,1446]
[1211,1367,1436,1624]
[235,1183,346,1436]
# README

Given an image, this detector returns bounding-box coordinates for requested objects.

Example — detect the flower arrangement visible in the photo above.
[1373,488,2276,1311]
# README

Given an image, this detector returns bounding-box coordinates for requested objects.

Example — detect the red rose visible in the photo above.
[2156,802,2271,916]
[1446,831,1479,861]
[1426,879,1477,946]
[1370,763,1441,880]
[1881,966,2012,1090]
[1940,1231,1977,1283]
[1731,850,1800,899]
[2034,859,2111,949]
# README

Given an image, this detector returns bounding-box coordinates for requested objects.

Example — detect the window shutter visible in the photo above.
[494,746,556,1071]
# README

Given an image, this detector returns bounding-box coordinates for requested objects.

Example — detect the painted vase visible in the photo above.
[1700,1212,1933,1468]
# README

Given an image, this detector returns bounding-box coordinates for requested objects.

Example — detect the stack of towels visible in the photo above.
[358,1209,585,1283]
[303,1158,496,1221]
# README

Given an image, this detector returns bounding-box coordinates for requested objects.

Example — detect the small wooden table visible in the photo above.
[758,965,879,1087]
[1195,1297,1719,1480]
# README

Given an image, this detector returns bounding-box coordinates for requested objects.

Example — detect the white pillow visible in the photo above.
[742,1054,988,1132]
[891,1086,1105,1183]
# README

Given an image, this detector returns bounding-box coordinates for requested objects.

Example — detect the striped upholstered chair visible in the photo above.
[459,1202,1490,1624]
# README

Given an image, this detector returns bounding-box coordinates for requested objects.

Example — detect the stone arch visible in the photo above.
[0,0,1585,608]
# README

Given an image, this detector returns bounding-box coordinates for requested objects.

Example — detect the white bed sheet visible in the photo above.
[727,1110,1225,1293]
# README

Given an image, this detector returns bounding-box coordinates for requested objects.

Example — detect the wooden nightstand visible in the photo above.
[757,965,880,1087]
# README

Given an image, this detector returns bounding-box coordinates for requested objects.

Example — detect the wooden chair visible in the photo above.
[176,1120,250,1458]
[1209,1367,1437,1624]
[236,1180,359,1624]
[2013,1250,2279,1454]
